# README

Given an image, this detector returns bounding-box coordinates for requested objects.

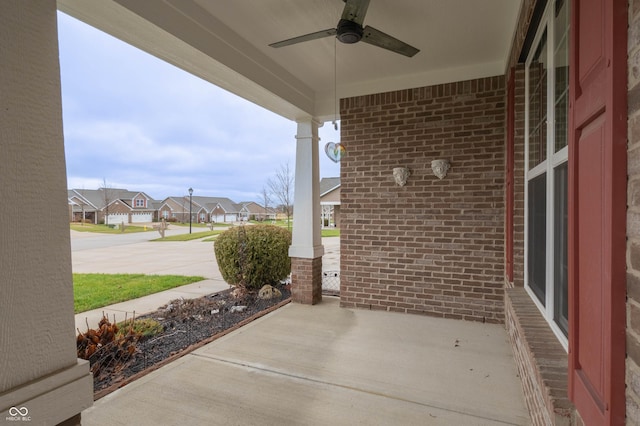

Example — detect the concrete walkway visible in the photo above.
[82,297,530,425]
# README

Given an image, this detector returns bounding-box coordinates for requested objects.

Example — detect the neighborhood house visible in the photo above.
[68,189,278,225]
[320,177,340,228]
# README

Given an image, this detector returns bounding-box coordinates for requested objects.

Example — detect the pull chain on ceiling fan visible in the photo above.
[269,0,419,58]
[333,36,338,131]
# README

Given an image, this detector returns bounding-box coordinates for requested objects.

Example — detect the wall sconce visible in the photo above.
[393,167,410,186]
[431,159,450,179]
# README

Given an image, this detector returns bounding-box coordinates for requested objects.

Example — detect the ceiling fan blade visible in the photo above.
[269,28,337,48]
[361,25,419,57]
[341,0,370,26]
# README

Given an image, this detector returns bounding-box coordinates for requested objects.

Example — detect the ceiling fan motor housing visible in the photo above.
[336,19,363,43]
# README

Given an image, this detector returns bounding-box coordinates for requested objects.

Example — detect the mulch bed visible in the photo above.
[82,286,291,399]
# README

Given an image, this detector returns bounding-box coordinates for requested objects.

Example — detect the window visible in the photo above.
[525,0,569,345]
[162,210,169,219]
[135,198,145,207]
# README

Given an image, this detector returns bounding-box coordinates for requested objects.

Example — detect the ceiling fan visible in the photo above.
[269,0,420,58]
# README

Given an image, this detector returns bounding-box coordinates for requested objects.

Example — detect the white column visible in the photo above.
[0,1,92,423]
[289,119,324,259]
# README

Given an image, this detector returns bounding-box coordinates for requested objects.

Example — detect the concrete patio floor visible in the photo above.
[82,297,530,425]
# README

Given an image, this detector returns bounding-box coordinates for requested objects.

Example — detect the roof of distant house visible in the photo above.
[320,177,340,196]
[68,188,155,210]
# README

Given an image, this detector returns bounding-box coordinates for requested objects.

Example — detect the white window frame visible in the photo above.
[524,0,569,350]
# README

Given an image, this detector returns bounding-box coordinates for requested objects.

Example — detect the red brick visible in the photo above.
[340,75,506,322]
[291,257,322,305]
[505,288,578,425]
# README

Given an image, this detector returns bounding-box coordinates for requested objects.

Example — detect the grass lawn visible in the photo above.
[249,219,294,230]
[70,223,153,234]
[74,273,205,313]
[151,230,223,241]
[249,219,287,226]
[321,228,340,237]
[172,222,231,228]
[246,220,339,236]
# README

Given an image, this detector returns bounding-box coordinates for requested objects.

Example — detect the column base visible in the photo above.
[291,257,322,305]
[0,359,92,425]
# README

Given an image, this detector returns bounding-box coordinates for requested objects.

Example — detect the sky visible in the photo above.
[57,12,341,203]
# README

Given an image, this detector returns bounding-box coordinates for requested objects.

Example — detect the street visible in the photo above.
[70,226,340,278]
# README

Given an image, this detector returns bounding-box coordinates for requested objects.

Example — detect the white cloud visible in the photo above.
[58,11,340,203]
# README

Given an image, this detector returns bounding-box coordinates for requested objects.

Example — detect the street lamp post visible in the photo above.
[188,187,193,234]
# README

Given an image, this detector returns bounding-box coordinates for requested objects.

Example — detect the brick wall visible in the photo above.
[290,257,322,305]
[628,1,640,423]
[503,0,535,290]
[504,0,534,290]
[339,76,505,323]
[512,65,526,288]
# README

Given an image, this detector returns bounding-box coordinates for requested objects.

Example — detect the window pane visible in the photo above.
[528,174,547,304]
[555,0,569,50]
[555,92,568,152]
[528,30,548,169]
[554,0,569,152]
[554,163,568,335]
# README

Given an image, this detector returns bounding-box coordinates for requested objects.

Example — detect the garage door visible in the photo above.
[131,212,152,223]
[105,213,128,225]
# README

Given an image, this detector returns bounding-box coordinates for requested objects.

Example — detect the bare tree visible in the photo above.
[267,162,294,229]
[261,186,271,222]
[100,178,114,225]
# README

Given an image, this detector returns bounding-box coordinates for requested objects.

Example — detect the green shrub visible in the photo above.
[214,225,291,290]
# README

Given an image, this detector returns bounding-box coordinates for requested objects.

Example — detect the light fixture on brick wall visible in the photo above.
[431,159,450,179]
[393,167,410,186]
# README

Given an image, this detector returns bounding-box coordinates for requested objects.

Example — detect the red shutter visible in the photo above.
[568,0,626,424]
[506,67,515,283]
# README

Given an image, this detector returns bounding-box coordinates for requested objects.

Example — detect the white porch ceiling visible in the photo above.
[57,0,522,122]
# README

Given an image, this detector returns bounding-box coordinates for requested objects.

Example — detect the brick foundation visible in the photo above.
[505,288,580,425]
[291,257,322,305]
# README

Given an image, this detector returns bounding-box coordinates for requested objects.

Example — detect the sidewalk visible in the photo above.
[73,236,340,331]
